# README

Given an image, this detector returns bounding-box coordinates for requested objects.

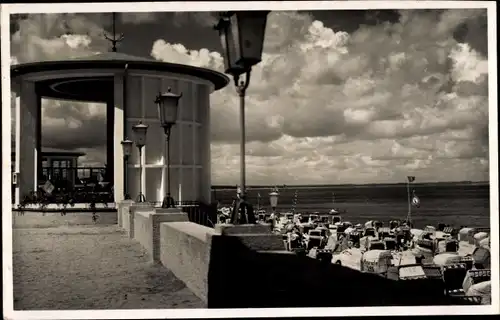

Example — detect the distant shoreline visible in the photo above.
[212,181,490,190]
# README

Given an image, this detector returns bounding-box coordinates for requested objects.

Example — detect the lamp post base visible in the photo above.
[161,194,176,208]
[230,197,256,225]
[136,193,146,203]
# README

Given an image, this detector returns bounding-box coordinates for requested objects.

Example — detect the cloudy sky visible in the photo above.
[9,7,490,185]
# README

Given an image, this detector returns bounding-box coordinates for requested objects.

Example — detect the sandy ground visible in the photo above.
[12,225,204,310]
[13,211,117,228]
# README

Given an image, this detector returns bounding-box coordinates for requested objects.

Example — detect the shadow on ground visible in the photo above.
[207,236,474,308]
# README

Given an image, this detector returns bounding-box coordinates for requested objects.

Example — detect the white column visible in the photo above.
[204,87,212,204]
[14,93,20,205]
[15,80,39,204]
[106,100,115,198]
[192,83,198,201]
[113,73,125,202]
[178,81,184,203]
[199,84,212,204]
[140,76,146,200]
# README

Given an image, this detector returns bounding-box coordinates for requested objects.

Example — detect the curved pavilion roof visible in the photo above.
[11,52,230,102]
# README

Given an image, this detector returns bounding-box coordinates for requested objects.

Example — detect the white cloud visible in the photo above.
[449,43,488,83]
[10,10,490,184]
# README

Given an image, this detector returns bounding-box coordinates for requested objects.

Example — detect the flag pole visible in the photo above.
[292,190,298,214]
[406,178,412,225]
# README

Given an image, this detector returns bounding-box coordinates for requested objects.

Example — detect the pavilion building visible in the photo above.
[10,52,229,205]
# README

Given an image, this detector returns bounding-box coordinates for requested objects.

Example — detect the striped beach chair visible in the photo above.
[450,295,483,305]
[463,269,491,293]
[378,227,391,239]
[442,263,468,294]
[459,256,474,270]
[443,227,457,238]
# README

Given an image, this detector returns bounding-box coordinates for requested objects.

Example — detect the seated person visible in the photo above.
[415,255,425,264]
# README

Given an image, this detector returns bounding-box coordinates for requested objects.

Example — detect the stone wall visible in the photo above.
[133,210,152,256]
[159,222,217,303]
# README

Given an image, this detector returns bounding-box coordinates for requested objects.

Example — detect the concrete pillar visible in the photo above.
[113,74,125,203]
[15,80,39,204]
[36,94,42,189]
[132,207,189,263]
[117,199,134,229]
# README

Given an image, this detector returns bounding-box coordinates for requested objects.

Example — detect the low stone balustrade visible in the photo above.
[134,207,189,263]
[116,199,134,229]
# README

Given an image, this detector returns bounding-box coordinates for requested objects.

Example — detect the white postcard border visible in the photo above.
[2,1,498,319]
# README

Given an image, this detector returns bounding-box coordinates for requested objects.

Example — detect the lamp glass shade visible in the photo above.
[269,191,279,208]
[230,11,269,69]
[155,88,182,128]
[132,122,148,148]
[121,139,133,157]
[215,15,247,76]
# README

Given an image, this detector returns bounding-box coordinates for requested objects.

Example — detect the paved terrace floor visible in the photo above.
[12,225,203,310]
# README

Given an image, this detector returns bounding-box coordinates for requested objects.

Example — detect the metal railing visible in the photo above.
[18,189,114,207]
[39,166,108,186]
[12,166,111,204]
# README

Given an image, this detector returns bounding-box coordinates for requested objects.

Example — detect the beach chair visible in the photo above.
[378,227,391,239]
[395,264,445,298]
[384,237,397,250]
[363,227,376,238]
[445,239,459,253]
[449,295,483,305]
[442,263,468,295]
[473,232,489,247]
[466,228,478,244]
[443,227,456,238]
[458,227,473,242]
[462,269,491,293]
[472,247,491,269]
[368,240,385,251]
[459,256,474,271]
[389,220,401,230]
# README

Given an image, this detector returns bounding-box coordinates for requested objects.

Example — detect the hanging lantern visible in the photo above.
[215,11,269,76]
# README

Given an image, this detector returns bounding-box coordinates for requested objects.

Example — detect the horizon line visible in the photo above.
[212,180,490,188]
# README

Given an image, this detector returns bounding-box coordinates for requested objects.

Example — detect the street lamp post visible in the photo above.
[155,87,183,209]
[269,187,279,213]
[132,121,148,202]
[215,10,269,224]
[120,138,133,200]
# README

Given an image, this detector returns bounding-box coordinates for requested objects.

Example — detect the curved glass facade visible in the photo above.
[124,74,212,203]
